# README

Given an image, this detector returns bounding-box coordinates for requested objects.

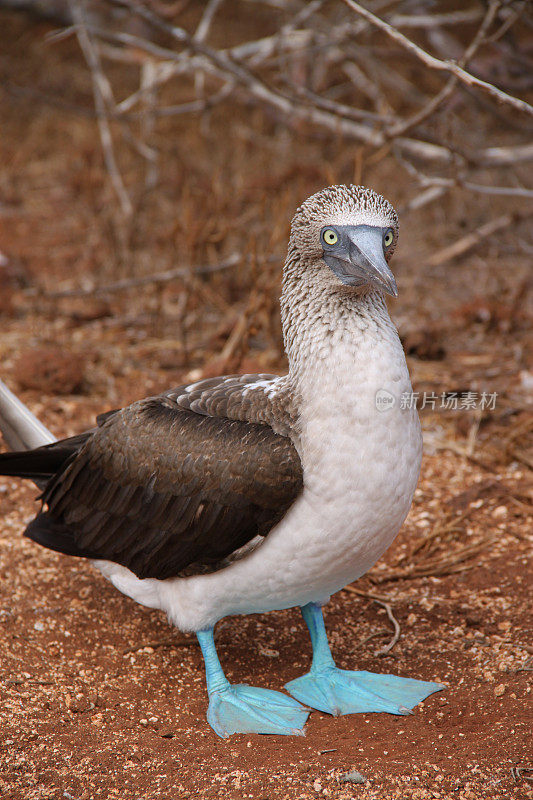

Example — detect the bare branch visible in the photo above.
[472,142,533,167]
[401,185,449,213]
[460,182,533,199]
[93,16,458,163]
[44,254,241,298]
[388,9,483,29]
[387,0,503,139]
[426,215,516,269]
[194,0,225,43]
[398,154,533,200]
[65,0,531,216]
[343,0,533,117]
[70,1,132,215]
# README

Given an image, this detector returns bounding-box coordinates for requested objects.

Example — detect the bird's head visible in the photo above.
[289,184,399,297]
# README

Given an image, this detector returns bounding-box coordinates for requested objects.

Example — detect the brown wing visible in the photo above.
[166,373,300,437]
[24,394,302,580]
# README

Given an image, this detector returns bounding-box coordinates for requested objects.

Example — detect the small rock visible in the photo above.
[65,693,90,713]
[259,647,279,658]
[340,770,367,785]
[492,505,508,519]
[494,684,506,697]
[33,621,45,631]
[519,369,533,391]
[406,613,417,626]
[14,347,85,395]
[313,779,322,792]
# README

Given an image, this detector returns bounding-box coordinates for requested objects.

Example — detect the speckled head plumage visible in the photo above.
[291,184,399,258]
[284,185,398,297]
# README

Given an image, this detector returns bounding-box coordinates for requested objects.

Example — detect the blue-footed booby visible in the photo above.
[0,185,443,737]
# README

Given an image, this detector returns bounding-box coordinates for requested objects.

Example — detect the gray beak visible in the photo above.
[322,225,398,297]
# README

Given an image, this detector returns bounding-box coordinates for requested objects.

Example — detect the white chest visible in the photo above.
[294,328,422,584]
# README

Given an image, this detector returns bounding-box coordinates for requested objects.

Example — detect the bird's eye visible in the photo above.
[322,228,338,246]
[383,230,394,248]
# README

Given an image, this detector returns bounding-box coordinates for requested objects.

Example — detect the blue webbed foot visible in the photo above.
[196,627,309,738]
[208,683,310,738]
[285,666,444,716]
[287,603,445,717]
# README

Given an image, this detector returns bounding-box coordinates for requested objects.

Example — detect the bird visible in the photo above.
[0,184,443,738]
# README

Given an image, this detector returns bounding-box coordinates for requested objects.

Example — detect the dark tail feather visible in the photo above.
[24,512,97,559]
[0,435,90,483]
[0,378,97,558]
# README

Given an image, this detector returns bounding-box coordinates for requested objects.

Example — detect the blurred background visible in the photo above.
[0,3,532,797]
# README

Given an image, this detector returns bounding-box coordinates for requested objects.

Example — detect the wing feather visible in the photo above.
[24,391,302,580]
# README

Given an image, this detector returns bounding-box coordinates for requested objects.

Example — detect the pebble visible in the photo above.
[494,684,506,697]
[259,647,279,658]
[492,505,508,519]
[340,770,367,784]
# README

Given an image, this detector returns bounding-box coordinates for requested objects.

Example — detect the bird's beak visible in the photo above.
[323,225,398,297]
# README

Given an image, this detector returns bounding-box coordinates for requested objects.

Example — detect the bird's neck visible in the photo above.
[280,252,401,388]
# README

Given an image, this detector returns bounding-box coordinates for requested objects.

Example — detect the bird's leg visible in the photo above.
[285,603,444,716]
[196,627,309,738]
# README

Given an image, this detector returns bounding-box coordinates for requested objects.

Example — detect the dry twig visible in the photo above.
[343,584,394,604]
[70,0,133,215]
[371,534,498,584]
[43,254,241,298]
[373,601,401,656]
[426,214,516,268]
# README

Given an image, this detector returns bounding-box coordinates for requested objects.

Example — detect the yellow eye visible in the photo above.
[323,228,338,246]
[384,230,394,248]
